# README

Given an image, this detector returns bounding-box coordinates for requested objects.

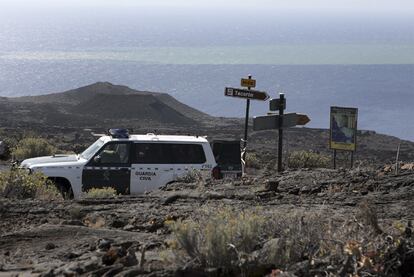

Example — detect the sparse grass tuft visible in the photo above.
[0,169,60,200]
[84,187,118,199]
[245,152,261,169]
[287,150,330,169]
[12,137,57,160]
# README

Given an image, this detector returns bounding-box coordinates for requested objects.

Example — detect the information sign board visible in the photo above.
[329,107,358,151]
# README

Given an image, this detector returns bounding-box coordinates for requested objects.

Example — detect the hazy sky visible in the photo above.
[2,0,414,14]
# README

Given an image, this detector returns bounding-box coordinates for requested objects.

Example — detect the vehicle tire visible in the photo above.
[53,179,74,200]
[60,185,74,200]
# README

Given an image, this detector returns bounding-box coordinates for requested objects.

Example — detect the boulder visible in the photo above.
[102,246,127,266]
[45,242,56,250]
[264,179,279,191]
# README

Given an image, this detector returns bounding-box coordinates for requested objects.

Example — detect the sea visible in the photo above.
[0,6,413,141]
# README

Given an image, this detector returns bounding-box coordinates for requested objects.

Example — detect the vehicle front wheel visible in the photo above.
[50,178,74,200]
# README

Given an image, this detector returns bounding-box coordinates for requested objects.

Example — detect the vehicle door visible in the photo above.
[170,143,207,179]
[130,142,175,194]
[212,141,242,178]
[82,141,132,194]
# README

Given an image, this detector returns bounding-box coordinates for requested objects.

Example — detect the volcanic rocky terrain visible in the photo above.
[1,166,414,276]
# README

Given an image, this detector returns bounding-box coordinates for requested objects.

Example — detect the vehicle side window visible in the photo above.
[171,144,206,164]
[133,143,172,164]
[132,143,206,164]
[90,142,131,165]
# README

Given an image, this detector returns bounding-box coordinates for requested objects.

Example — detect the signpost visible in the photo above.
[329,106,358,168]
[277,94,285,172]
[253,94,310,172]
[224,75,269,176]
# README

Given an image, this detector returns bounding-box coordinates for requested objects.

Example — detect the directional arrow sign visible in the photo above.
[253,113,310,131]
[224,87,269,101]
[296,114,310,125]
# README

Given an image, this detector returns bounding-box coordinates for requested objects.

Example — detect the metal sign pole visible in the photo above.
[277,93,285,172]
[333,149,337,169]
[241,75,252,176]
[350,151,354,168]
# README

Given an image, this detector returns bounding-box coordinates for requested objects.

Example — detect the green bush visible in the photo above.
[287,150,330,169]
[84,187,118,199]
[0,169,60,200]
[12,137,57,160]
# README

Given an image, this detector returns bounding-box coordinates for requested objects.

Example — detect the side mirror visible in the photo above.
[93,155,102,164]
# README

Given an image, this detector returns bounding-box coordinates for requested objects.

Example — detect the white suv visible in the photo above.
[20,129,217,199]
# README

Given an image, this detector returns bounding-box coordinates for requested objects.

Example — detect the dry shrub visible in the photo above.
[357,199,383,235]
[263,211,333,267]
[69,206,84,220]
[287,150,330,169]
[170,207,266,268]
[84,187,118,198]
[0,169,60,199]
[245,152,261,169]
[12,137,57,160]
[169,203,414,275]
[169,207,328,270]
[176,170,203,183]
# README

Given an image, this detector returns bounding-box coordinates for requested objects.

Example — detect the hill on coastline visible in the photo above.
[1,82,211,127]
[1,82,414,164]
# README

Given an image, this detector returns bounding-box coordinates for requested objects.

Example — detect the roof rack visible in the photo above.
[108,128,130,139]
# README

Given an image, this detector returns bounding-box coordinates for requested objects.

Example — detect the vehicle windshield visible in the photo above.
[80,139,105,160]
